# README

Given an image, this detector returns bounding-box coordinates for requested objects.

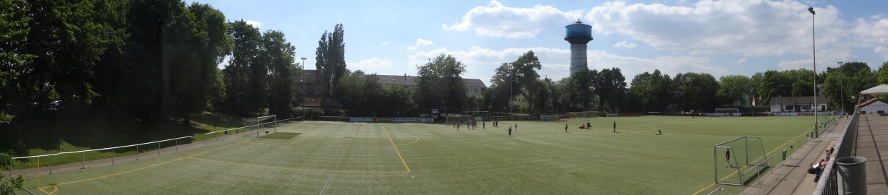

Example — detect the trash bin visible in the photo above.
[836,157,866,195]
[781,149,787,160]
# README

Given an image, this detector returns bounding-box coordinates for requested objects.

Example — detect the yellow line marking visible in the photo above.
[38,185,56,195]
[288,131,319,146]
[691,126,815,195]
[398,133,421,146]
[384,127,412,173]
[186,156,405,174]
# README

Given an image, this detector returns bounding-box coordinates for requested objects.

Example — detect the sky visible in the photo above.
[184,0,888,87]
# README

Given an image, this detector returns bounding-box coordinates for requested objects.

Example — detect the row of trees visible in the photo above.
[0,0,305,124]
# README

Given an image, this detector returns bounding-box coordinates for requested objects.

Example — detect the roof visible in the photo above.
[768,96,830,105]
[861,84,888,96]
[374,74,487,88]
[301,70,319,83]
[857,98,886,107]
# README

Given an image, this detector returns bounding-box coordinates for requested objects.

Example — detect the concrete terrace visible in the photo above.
[744,114,888,194]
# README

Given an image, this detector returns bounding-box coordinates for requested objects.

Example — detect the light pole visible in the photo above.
[300,57,307,84]
[838,61,844,114]
[809,7,818,137]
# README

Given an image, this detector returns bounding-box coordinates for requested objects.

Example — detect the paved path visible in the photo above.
[742,117,846,195]
[853,114,888,194]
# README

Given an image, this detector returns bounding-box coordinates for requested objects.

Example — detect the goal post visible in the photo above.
[568,111,598,118]
[459,111,490,121]
[242,115,276,137]
[713,136,768,186]
[715,108,741,117]
[445,115,473,126]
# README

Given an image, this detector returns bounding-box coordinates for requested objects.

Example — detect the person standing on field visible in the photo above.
[564,124,569,133]
[725,148,733,167]
[514,123,518,132]
[612,121,616,132]
[508,126,512,137]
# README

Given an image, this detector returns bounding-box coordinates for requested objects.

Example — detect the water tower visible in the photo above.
[564,20,593,75]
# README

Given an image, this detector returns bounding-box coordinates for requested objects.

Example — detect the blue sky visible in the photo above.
[184,0,888,86]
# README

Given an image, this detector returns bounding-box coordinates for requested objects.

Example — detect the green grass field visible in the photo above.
[16,116,818,194]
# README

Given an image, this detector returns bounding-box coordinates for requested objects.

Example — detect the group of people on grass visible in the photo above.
[807,146,835,182]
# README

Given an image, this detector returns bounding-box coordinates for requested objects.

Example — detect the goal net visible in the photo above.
[242,115,276,137]
[445,115,473,126]
[460,111,490,121]
[568,111,598,118]
[715,108,741,117]
[713,136,767,186]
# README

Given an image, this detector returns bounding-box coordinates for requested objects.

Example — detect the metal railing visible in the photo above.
[814,109,859,195]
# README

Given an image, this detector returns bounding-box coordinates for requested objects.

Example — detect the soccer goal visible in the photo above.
[713,136,768,186]
[568,111,598,118]
[445,115,473,126]
[460,111,490,121]
[242,115,276,137]
[715,108,741,117]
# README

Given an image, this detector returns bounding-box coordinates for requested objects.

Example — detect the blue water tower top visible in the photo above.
[565,20,593,44]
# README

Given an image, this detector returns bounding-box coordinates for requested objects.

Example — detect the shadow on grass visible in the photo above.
[0,110,242,158]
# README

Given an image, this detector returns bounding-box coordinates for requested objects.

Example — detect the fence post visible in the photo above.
[81,152,85,169]
[175,139,178,152]
[49,154,53,174]
[112,148,115,164]
[157,142,160,156]
[137,145,140,160]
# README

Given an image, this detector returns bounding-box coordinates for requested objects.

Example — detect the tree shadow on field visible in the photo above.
[1,109,236,157]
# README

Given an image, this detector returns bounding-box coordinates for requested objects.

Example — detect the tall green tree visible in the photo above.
[673,72,719,112]
[337,70,384,116]
[565,69,597,111]
[596,67,627,112]
[315,24,347,97]
[414,54,466,113]
[0,0,31,122]
[223,20,265,116]
[823,62,876,113]
[180,3,231,120]
[263,30,298,118]
[509,51,542,111]
[717,75,752,107]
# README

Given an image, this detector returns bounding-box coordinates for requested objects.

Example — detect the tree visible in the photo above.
[823,62,876,113]
[382,85,416,116]
[178,3,231,121]
[564,69,596,111]
[414,54,467,114]
[673,72,719,112]
[263,30,298,118]
[509,51,543,111]
[717,75,751,107]
[315,24,347,97]
[877,61,888,84]
[0,153,24,194]
[337,70,384,116]
[596,68,627,112]
[0,0,31,123]
[223,20,265,116]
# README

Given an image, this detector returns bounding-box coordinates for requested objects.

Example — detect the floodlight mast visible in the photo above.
[809,7,818,138]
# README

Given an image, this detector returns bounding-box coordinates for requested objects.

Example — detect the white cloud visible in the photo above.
[585,1,846,56]
[613,41,637,48]
[777,59,811,71]
[415,39,434,46]
[876,46,888,60]
[407,46,417,50]
[736,58,747,64]
[245,20,262,28]
[851,17,888,45]
[443,0,583,38]
[349,58,393,73]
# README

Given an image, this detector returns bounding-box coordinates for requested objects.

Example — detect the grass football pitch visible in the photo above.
[19,116,818,194]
